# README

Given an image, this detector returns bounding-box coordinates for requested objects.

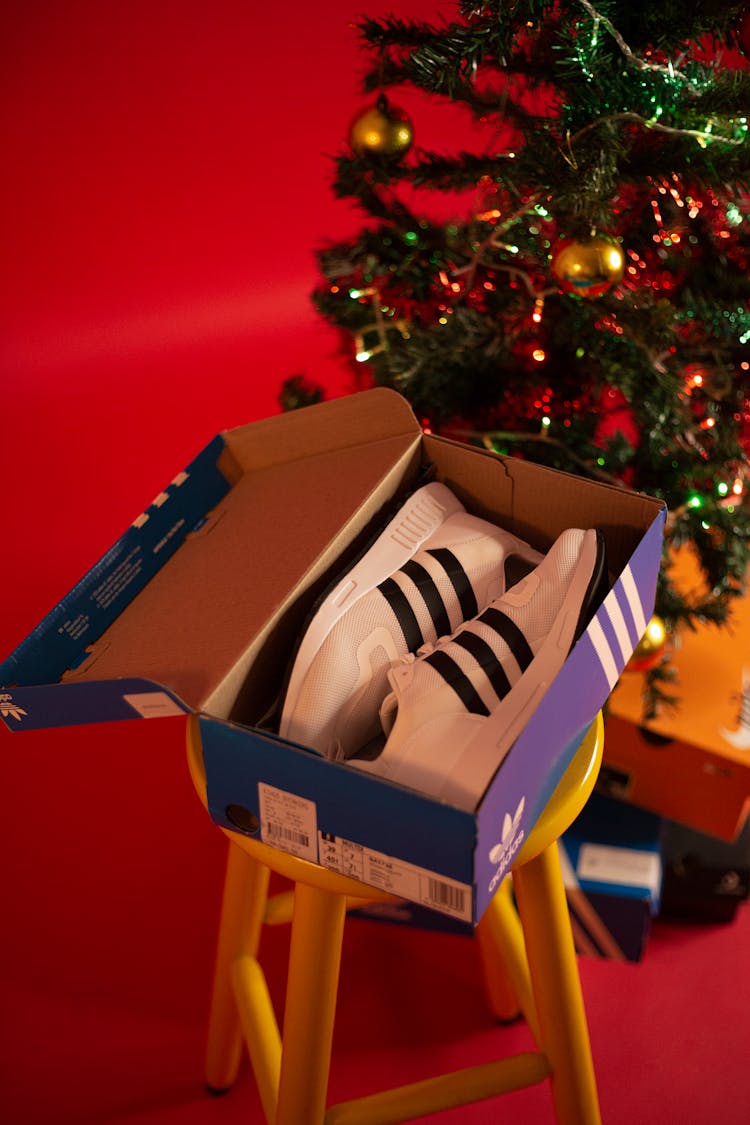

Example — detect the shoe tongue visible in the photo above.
[503,553,538,591]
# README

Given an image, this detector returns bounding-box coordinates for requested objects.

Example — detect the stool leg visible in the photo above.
[205,840,271,1094]
[512,843,602,1125]
[275,882,347,1125]
[475,879,522,1023]
[475,876,546,1044]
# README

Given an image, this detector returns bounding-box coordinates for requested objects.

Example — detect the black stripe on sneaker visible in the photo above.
[574,530,609,646]
[478,607,534,672]
[378,577,424,652]
[425,548,479,622]
[401,559,451,638]
[424,649,491,716]
[453,630,513,701]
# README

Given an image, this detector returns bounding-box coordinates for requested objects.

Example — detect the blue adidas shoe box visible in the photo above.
[352,793,664,956]
[0,389,665,925]
[560,794,663,961]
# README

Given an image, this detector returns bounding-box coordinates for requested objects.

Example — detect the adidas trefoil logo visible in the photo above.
[721,668,750,751]
[488,796,526,892]
[489,796,525,864]
[0,693,27,722]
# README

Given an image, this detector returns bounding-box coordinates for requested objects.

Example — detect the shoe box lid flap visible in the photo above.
[0,388,424,729]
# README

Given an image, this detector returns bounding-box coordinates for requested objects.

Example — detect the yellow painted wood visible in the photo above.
[324,1053,551,1125]
[188,712,605,1124]
[231,955,281,1124]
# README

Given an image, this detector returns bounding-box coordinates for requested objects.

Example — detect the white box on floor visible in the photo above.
[0,389,664,924]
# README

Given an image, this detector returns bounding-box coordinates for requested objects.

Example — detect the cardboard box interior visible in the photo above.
[55,389,662,748]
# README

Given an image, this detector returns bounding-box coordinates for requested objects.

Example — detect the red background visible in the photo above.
[2,4,750,1123]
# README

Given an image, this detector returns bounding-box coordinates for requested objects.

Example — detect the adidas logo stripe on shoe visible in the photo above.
[422,605,535,716]
[278,481,542,761]
[376,546,479,652]
[351,527,609,810]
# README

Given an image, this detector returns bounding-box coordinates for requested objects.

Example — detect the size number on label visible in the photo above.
[319,832,472,922]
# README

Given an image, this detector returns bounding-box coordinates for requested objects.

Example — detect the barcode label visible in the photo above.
[265,823,310,849]
[319,831,472,922]
[426,878,466,915]
[258,783,318,862]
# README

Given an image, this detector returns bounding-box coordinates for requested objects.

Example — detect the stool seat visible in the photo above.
[187,713,604,1124]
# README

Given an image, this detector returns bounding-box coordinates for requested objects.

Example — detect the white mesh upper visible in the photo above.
[282,511,543,757]
[394,528,588,717]
[352,528,599,807]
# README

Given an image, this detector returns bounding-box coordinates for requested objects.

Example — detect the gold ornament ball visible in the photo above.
[551,234,625,298]
[349,97,413,160]
[628,615,668,672]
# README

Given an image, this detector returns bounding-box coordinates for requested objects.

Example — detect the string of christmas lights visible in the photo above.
[296,0,750,716]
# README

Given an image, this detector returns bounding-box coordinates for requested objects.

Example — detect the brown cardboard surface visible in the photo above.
[222,385,420,473]
[59,388,664,738]
[426,433,662,571]
[605,549,750,839]
[63,393,423,720]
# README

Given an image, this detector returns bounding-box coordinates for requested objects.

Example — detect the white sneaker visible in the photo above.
[351,527,608,810]
[278,481,543,760]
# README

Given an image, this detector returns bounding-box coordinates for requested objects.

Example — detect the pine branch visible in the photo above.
[310,0,750,721]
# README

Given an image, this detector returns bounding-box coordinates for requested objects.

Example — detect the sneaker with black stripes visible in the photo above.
[278,481,542,760]
[351,527,608,810]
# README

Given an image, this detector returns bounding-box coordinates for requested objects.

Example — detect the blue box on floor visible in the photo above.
[0,389,665,925]
[560,793,663,962]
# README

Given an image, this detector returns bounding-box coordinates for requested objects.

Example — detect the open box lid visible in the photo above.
[1,389,425,728]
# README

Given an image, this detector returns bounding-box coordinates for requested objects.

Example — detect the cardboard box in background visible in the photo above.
[660,818,750,924]
[0,389,665,925]
[604,550,750,842]
[560,793,662,962]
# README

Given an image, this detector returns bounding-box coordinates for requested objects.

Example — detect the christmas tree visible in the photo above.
[290,0,750,716]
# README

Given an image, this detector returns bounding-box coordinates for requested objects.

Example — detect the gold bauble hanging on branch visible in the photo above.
[349,94,414,160]
[626,615,668,672]
[550,233,625,298]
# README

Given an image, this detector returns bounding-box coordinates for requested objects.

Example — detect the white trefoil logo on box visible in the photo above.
[0,693,27,721]
[488,796,526,893]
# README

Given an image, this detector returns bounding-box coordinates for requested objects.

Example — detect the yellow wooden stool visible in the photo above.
[187,712,604,1125]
